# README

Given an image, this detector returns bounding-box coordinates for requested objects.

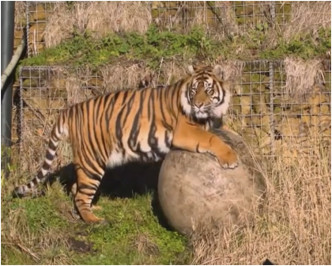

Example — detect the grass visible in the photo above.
[2,131,330,264]
[21,26,217,70]
[1,179,190,264]
[260,27,331,59]
[19,24,331,71]
[190,133,331,264]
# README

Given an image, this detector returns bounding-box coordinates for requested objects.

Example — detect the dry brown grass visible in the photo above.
[152,1,238,39]
[190,131,331,265]
[100,63,152,92]
[16,1,331,52]
[214,59,245,82]
[99,60,189,91]
[14,1,27,27]
[284,57,325,96]
[283,1,331,40]
[44,2,151,48]
[17,113,72,184]
[133,233,159,256]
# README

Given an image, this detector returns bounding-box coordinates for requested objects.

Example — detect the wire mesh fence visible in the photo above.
[151,1,291,35]
[152,1,330,33]
[21,1,331,56]
[228,60,331,159]
[17,66,102,173]
[25,1,54,56]
[16,60,331,172]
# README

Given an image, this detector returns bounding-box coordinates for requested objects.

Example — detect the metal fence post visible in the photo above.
[1,1,15,176]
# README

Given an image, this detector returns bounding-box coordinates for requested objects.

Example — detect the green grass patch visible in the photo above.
[1,180,190,264]
[21,25,219,70]
[260,27,331,59]
[75,195,190,265]
[20,24,331,71]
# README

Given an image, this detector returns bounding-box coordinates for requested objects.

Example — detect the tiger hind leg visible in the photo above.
[74,167,104,223]
[70,182,103,220]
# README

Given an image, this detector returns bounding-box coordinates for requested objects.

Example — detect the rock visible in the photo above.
[158,129,266,235]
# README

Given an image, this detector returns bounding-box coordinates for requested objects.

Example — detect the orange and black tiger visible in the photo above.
[14,65,238,223]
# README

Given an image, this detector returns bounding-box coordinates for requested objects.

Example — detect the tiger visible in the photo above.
[14,65,238,224]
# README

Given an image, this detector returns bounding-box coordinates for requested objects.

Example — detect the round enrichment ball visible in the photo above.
[158,129,266,235]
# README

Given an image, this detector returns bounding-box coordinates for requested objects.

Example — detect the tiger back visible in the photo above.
[14,65,238,223]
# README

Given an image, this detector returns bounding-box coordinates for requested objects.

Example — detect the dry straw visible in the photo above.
[284,57,325,96]
[214,59,245,82]
[153,1,238,38]
[283,1,331,40]
[100,63,151,92]
[14,1,27,27]
[190,132,331,264]
[45,2,151,48]
[100,60,189,91]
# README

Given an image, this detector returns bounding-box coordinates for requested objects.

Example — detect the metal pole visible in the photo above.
[1,1,15,174]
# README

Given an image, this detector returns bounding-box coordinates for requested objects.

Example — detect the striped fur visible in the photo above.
[14,65,238,223]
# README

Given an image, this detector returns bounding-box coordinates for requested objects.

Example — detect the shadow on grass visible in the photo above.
[50,161,172,230]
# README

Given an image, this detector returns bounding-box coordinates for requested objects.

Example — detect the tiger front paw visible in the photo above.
[218,146,238,169]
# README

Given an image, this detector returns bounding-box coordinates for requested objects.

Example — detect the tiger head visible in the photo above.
[180,65,231,122]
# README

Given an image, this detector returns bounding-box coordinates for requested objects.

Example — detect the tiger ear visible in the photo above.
[187,65,197,75]
[213,65,224,80]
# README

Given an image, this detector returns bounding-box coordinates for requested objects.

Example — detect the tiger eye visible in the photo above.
[207,89,214,96]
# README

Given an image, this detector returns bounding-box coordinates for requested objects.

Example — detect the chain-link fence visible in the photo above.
[151,1,291,35]
[228,60,331,159]
[25,2,55,56]
[20,1,331,56]
[16,66,102,172]
[16,60,331,172]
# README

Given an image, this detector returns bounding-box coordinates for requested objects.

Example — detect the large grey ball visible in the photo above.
[158,129,266,235]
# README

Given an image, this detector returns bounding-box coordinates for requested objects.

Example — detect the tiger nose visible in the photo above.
[195,102,203,108]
